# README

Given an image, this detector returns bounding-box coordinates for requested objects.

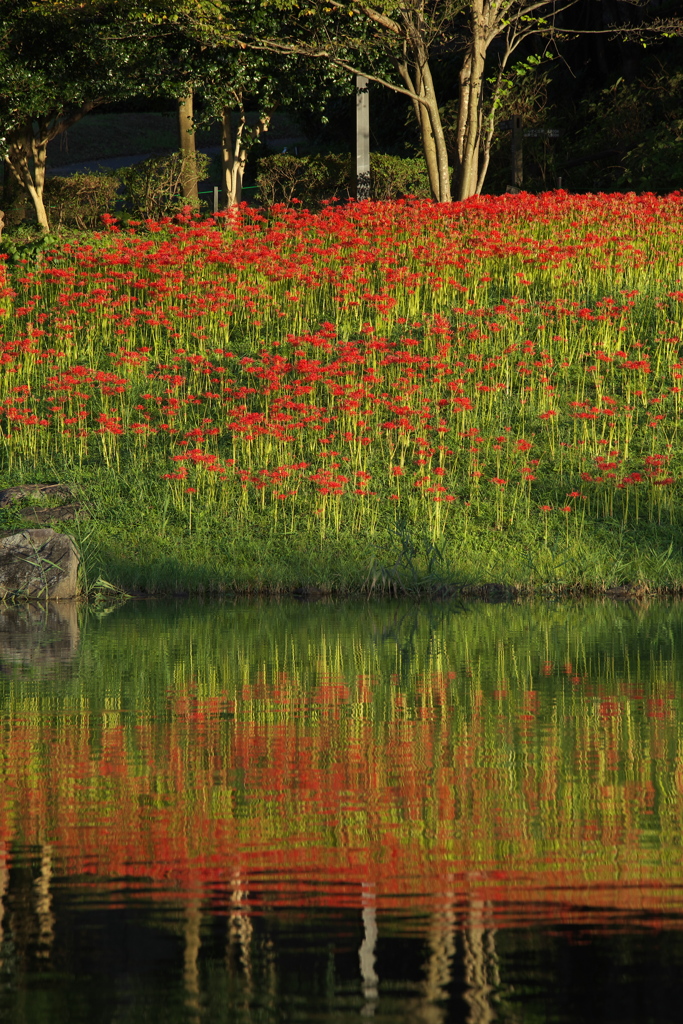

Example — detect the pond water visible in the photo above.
[1,597,683,1022]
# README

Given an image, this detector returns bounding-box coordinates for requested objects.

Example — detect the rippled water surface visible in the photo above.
[2,597,683,1022]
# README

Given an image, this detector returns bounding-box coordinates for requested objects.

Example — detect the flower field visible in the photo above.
[2,191,683,591]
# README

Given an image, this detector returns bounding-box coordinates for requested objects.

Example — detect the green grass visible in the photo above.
[3,192,683,596]
[4,460,683,598]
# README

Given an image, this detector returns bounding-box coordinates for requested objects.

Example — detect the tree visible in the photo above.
[164,0,351,208]
[231,0,681,201]
[0,0,164,229]
[240,0,581,202]
[203,53,348,208]
[177,91,200,204]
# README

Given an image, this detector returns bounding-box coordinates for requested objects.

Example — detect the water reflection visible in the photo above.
[0,845,7,969]
[183,896,201,1021]
[228,871,254,1014]
[0,601,79,673]
[33,844,54,960]
[359,883,378,1016]
[421,892,456,1024]
[0,597,682,1021]
[463,898,498,1024]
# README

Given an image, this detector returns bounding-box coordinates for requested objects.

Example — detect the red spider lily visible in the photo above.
[2,191,683,539]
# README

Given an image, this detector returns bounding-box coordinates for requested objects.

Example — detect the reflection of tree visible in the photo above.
[463,898,499,1024]
[359,882,378,1016]
[184,896,202,1021]
[418,891,456,1024]
[6,850,50,972]
[227,871,254,1017]
[0,844,7,970]
[34,844,54,960]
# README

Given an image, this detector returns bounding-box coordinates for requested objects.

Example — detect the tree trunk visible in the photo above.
[401,61,440,200]
[6,129,50,231]
[419,100,440,200]
[455,50,472,178]
[399,45,451,203]
[178,91,199,205]
[2,157,26,227]
[457,1,487,201]
[221,101,270,209]
[32,127,50,225]
[221,107,243,207]
[418,51,451,202]
[4,103,99,232]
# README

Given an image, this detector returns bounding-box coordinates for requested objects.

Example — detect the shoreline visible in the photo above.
[88,579,670,602]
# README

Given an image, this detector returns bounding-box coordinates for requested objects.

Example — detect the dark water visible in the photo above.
[1,597,683,1022]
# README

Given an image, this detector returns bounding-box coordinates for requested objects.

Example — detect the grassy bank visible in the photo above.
[3,192,683,595]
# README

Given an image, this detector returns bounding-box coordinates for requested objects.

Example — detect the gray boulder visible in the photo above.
[0,483,86,524]
[0,483,74,507]
[0,529,80,600]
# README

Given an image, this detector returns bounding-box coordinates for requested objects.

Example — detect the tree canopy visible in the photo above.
[0,0,681,226]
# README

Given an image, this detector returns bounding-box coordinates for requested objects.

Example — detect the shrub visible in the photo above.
[116,151,211,219]
[256,152,430,207]
[255,153,351,208]
[255,154,306,207]
[370,154,431,200]
[43,172,120,230]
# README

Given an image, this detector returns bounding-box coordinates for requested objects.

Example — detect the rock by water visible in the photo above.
[0,529,80,600]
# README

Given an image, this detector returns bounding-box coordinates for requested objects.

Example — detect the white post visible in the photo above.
[355,75,371,200]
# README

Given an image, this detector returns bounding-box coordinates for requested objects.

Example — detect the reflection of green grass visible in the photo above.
[3,597,683,909]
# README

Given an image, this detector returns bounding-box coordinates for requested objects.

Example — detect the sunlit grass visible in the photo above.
[3,192,683,592]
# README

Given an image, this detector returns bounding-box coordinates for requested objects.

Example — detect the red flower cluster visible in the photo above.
[2,191,682,536]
